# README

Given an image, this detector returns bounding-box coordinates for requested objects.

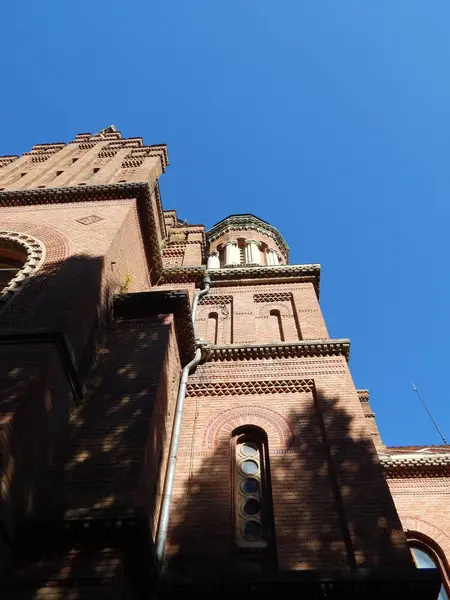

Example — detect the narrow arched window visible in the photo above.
[232,427,276,571]
[206,311,219,345]
[410,543,449,600]
[269,309,284,342]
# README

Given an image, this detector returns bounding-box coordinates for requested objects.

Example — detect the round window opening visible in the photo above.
[241,443,258,457]
[241,459,258,475]
[243,499,260,516]
[241,478,259,494]
[242,521,261,541]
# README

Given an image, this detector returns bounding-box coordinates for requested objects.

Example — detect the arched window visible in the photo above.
[0,239,28,290]
[232,426,276,571]
[206,311,219,345]
[269,309,284,342]
[410,541,449,600]
[0,233,45,308]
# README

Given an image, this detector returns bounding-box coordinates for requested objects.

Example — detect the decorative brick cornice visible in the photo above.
[254,292,292,302]
[187,378,313,397]
[206,339,350,362]
[198,295,233,306]
[207,264,321,296]
[0,156,19,168]
[207,214,290,261]
[159,266,206,284]
[380,452,450,477]
[24,143,66,163]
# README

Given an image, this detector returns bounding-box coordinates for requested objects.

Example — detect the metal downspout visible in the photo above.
[155,274,211,564]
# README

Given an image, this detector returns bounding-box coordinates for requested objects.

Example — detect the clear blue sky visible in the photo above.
[1,1,449,447]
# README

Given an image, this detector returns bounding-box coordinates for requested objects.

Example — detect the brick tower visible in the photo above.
[0,129,443,598]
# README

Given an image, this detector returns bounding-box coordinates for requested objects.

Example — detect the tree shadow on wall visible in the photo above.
[165,390,412,584]
[0,254,107,552]
[0,253,177,598]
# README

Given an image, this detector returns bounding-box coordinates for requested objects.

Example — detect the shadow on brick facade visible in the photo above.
[165,390,408,578]
[0,253,178,598]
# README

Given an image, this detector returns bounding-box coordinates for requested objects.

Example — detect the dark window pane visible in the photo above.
[241,478,259,494]
[243,521,261,541]
[243,499,260,515]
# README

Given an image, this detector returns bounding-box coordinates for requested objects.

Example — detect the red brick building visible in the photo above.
[0,128,446,598]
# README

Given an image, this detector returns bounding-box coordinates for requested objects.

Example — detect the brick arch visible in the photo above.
[0,222,72,326]
[401,515,450,554]
[203,405,295,450]
[0,232,46,303]
[0,221,73,263]
[258,302,291,318]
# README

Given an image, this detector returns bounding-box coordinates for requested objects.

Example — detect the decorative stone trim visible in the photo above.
[0,231,46,308]
[206,339,350,361]
[186,378,314,397]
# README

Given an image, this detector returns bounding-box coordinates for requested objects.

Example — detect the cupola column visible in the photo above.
[245,240,262,265]
[224,241,240,266]
[206,251,220,269]
[267,249,279,265]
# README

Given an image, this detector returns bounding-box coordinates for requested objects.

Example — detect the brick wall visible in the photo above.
[1,315,181,596]
[194,282,328,344]
[0,343,74,542]
[165,353,412,573]
[387,476,450,560]
[0,200,151,369]
[0,131,167,191]
[161,223,205,269]
[43,316,177,519]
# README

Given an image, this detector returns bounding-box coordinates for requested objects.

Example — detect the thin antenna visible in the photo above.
[412,383,448,445]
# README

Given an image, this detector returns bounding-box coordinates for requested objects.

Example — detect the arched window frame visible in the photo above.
[0,232,45,308]
[408,532,450,599]
[230,425,277,571]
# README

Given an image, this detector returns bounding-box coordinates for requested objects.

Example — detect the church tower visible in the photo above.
[0,130,441,598]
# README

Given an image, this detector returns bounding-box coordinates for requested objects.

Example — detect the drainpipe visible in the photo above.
[155,274,211,563]
[190,274,211,325]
